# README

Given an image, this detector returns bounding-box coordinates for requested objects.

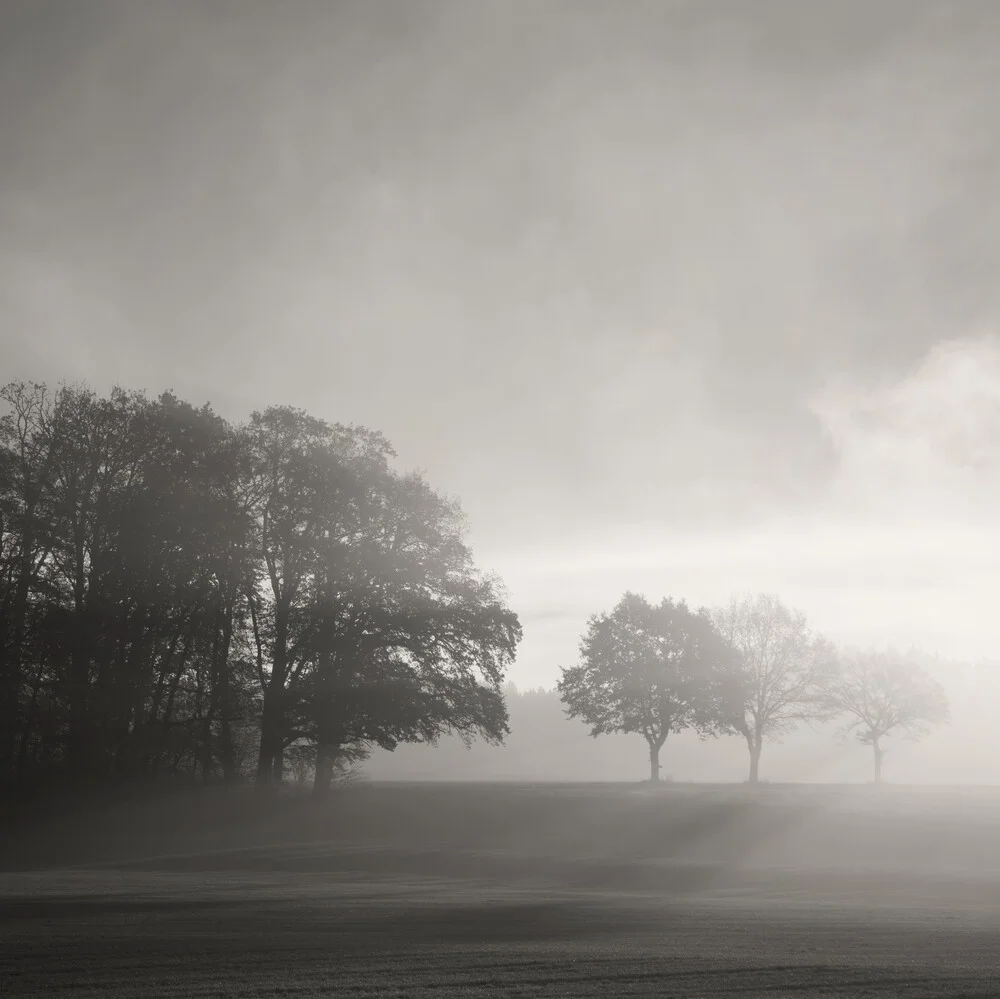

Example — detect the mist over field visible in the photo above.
[6,782,1000,996]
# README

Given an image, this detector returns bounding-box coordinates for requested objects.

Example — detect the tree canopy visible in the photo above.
[557,592,742,782]
[0,381,521,798]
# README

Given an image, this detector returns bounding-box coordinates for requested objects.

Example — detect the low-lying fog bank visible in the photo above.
[5,782,1000,878]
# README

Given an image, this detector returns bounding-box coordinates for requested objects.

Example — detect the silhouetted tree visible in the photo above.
[239,406,522,791]
[239,406,393,788]
[134,392,249,784]
[558,592,741,782]
[0,382,520,800]
[819,649,949,783]
[283,467,520,794]
[0,382,59,789]
[712,593,834,783]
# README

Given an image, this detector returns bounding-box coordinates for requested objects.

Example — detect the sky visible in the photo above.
[3,0,1000,687]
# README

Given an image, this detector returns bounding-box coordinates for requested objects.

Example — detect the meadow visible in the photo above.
[3,782,999,997]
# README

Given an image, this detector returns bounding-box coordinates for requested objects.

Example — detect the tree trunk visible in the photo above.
[0,647,18,788]
[14,664,42,789]
[68,601,91,782]
[1,489,44,786]
[313,743,337,797]
[255,694,280,789]
[216,606,236,785]
[1,570,31,784]
[200,618,228,785]
[199,708,215,784]
[873,739,884,784]
[66,515,95,784]
[255,604,289,791]
[748,737,762,784]
[648,740,662,783]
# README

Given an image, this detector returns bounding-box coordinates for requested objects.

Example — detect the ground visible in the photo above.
[2,783,999,997]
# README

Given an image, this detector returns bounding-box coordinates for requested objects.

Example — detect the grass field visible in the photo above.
[3,783,1000,997]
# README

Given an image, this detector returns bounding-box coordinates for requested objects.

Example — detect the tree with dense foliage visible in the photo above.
[712,593,834,783]
[0,381,520,800]
[819,649,949,783]
[558,592,742,782]
[0,383,259,788]
[239,406,395,787]
[300,469,520,795]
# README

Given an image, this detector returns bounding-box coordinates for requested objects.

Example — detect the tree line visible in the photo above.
[0,379,954,802]
[0,381,521,799]
[559,592,950,784]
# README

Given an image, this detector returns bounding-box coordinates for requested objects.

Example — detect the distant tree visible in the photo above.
[712,593,834,783]
[819,649,949,783]
[558,592,741,783]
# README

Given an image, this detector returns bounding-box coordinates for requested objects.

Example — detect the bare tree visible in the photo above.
[712,594,833,783]
[819,649,949,783]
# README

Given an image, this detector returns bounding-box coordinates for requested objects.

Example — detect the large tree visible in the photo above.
[0,382,59,789]
[0,382,251,788]
[234,404,522,792]
[558,592,741,782]
[239,406,392,788]
[819,649,949,783]
[301,470,521,794]
[0,382,520,800]
[712,593,834,783]
[37,385,160,781]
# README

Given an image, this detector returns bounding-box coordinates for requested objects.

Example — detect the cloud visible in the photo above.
[492,335,1000,681]
[5,2,1000,681]
[812,334,1000,520]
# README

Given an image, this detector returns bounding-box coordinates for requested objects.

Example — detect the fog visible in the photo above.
[361,657,1000,785]
[6,5,1000,994]
[5,1,1000,701]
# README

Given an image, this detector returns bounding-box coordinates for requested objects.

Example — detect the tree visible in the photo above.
[296,471,521,795]
[126,392,249,784]
[0,382,59,789]
[0,381,521,801]
[239,406,395,788]
[819,649,949,783]
[712,593,834,783]
[238,406,521,792]
[0,382,255,790]
[558,592,741,782]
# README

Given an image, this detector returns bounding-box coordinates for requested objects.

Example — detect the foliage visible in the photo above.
[557,592,741,781]
[0,381,520,799]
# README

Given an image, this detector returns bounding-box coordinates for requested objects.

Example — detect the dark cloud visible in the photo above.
[3,0,1000,552]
